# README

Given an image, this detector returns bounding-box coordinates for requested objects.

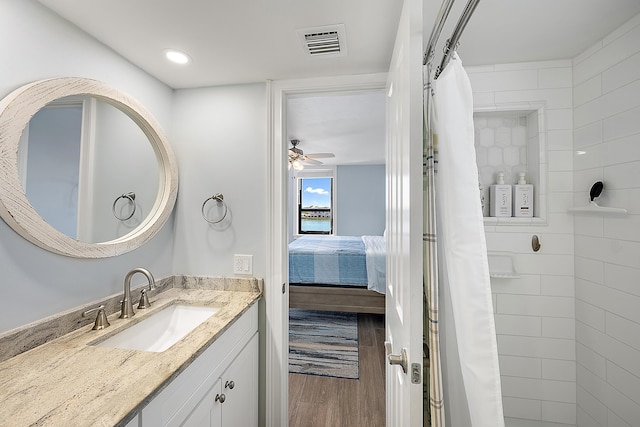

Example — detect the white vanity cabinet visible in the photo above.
[124,414,139,427]
[139,303,258,427]
[183,334,258,427]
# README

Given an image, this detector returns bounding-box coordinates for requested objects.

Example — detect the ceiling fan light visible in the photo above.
[292,159,304,170]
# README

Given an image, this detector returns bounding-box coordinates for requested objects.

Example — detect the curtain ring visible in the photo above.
[112,192,136,221]
[201,193,228,224]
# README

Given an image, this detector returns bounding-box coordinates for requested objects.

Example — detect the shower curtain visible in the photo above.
[428,52,505,426]
[424,64,445,427]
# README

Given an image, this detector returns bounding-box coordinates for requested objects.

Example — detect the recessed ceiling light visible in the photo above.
[164,49,191,65]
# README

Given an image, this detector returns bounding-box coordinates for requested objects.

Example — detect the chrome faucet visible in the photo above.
[119,267,156,319]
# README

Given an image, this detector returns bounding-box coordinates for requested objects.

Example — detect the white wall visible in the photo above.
[170,83,268,427]
[467,59,577,426]
[0,0,175,333]
[336,164,386,236]
[572,13,640,427]
[170,84,267,277]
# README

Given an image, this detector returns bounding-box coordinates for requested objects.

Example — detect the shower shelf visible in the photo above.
[568,201,627,215]
[487,252,519,279]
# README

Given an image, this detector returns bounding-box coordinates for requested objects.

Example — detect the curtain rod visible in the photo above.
[435,0,481,78]
[423,0,481,77]
[423,0,456,66]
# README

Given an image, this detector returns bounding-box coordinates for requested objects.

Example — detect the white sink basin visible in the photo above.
[96,304,219,352]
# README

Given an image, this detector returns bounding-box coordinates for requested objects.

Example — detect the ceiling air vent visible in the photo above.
[298,24,347,57]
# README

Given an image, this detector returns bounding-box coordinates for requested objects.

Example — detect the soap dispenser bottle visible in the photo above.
[513,172,534,217]
[489,172,512,217]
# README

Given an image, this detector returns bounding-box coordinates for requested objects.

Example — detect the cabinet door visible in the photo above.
[124,414,139,427]
[221,333,258,427]
[181,378,222,427]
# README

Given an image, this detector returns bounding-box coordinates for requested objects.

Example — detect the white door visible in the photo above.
[385,0,424,425]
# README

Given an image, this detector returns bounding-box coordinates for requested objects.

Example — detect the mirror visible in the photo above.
[0,78,178,258]
[19,95,160,243]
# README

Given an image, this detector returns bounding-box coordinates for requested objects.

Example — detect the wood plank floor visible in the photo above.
[289,313,386,427]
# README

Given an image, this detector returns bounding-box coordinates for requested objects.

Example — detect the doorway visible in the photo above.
[285,89,387,426]
[264,73,388,426]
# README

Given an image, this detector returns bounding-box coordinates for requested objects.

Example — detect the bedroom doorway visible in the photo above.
[285,88,387,426]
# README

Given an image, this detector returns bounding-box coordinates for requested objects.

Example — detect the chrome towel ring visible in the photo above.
[202,193,228,224]
[112,192,136,221]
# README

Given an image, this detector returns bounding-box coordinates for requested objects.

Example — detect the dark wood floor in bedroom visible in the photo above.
[289,313,386,427]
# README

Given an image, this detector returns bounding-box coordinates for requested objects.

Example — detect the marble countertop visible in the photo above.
[0,277,261,427]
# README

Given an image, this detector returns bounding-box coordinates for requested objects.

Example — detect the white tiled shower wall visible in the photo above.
[572,13,640,427]
[467,58,577,425]
[464,11,640,426]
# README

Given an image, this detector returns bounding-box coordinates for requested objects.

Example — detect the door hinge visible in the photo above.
[282,283,286,294]
[411,363,422,384]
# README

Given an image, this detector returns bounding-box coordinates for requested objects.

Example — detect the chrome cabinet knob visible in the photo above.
[225,380,235,390]
[215,393,226,403]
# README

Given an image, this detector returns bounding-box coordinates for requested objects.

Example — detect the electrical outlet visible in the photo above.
[233,254,253,275]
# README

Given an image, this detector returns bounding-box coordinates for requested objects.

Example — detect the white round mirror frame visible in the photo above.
[0,77,179,258]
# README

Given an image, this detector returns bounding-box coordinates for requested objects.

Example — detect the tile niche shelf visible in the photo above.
[474,104,547,226]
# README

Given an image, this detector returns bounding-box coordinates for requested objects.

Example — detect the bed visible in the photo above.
[288,235,386,314]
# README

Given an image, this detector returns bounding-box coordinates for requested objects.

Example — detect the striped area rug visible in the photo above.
[289,309,359,379]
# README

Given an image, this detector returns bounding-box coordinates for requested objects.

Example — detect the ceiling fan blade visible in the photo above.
[305,153,335,159]
[302,157,323,165]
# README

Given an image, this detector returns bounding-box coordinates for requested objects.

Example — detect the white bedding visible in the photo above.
[362,235,386,294]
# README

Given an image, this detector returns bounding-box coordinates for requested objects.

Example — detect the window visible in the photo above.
[298,176,333,235]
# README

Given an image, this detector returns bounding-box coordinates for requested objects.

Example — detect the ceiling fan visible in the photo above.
[288,139,334,170]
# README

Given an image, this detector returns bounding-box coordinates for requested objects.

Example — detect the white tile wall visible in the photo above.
[500,355,542,379]
[576,343,606,380]
[607,410,633,427]
[501,376,576,403]
[468,58,576,425]
[542,360,576,382]
[463,13,640,426]
[504,396,542,420]
[542,401,577,425]
[577,322,640,379]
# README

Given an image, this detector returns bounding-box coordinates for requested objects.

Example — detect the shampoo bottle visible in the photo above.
[489,172,512,217]
[513,172,534,217]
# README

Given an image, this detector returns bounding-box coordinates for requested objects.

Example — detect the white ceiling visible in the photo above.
[37,0,640,166]
[37,0,640,89]
[287,91,387,166]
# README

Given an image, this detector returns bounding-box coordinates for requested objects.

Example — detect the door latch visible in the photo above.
[411,363,421,384]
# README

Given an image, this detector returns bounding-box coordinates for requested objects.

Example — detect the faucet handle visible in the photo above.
[137,288,152,309]
[82,305,110,330]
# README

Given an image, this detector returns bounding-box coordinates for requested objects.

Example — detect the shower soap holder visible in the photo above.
[487,252,519,279]
[568,181,627,215]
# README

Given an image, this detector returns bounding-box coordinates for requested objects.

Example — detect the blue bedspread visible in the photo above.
[288,235,368,286]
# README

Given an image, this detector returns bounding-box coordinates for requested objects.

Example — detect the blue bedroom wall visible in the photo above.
[336,164,385,236]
